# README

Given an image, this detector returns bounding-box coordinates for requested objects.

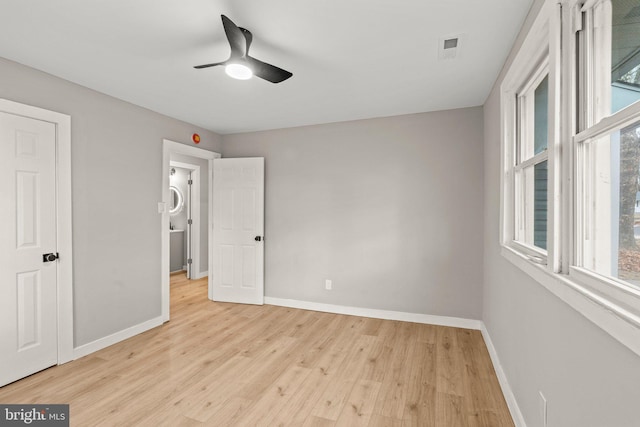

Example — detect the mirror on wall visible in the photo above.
[169,185,184,216]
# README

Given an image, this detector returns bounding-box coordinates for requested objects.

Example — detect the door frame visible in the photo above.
[169,161,201,278]
[0,99,74,364]
[161,139,220,321]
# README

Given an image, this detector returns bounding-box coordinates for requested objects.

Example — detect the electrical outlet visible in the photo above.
[325,279,332,290]
[539,391,548,427]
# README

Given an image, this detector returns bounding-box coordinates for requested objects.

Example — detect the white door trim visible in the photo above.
[170,161,201,278]
[0,98,74,364]
[161,139,220,322]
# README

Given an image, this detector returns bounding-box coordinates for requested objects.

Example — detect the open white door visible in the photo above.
[0,112,58,386]
[212,158,264,305]
[186,171,192,279]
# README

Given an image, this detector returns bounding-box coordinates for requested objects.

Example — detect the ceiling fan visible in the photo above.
[194,15,293,84]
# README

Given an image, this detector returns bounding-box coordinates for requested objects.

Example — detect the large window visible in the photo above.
[501,0,640,356]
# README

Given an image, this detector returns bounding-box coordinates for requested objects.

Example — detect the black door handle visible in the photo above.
[255,236,262,242]
[43,253,59,262]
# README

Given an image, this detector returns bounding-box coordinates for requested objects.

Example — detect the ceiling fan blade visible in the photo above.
[239,27,253,53]
[246,56,293,83]
[193,62,226,69]
[221,15,247,58]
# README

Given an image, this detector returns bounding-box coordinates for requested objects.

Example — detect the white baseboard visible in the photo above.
[72,316,164,360]
[264,297,483,330]
[193,270,208,280]
[480,323,527,427]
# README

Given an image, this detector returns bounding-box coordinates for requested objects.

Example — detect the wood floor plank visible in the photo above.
[303,415,336,427]
[402,341,436,426]
[268,367,337,426]
[436,392,468,427]
[0,273,514,426]
[436,326,465,397]
[311,334,379,420]
[368,414,403,427]
[335,379,381,426]
[234,365,312,426]
[373,321,417,420]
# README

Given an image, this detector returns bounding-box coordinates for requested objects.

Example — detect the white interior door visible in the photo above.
[0,112,58,386]
[186,171,192,279]
[212,158,264,305]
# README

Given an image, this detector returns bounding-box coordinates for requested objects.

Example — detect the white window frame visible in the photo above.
[500,0,640,357]
[513,61,551,257]
[502,0,561,269]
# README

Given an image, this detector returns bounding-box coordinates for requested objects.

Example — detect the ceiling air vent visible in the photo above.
[438,34,465,60]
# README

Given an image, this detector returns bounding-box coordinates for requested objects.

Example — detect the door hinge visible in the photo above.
[188,219,193,225]
[188,179,193,185]
[187,258,192,264]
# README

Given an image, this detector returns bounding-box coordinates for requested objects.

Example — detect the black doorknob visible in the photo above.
[255,236,262,242]
[43,253,59,262]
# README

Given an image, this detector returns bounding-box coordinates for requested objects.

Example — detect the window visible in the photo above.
[501,1,558,265]
[575,0,640,283]
[515,70,550,253]
[501,0,640,356]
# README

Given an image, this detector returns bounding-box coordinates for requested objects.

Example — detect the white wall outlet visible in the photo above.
[539,391,548,427]
[325,279,332,290]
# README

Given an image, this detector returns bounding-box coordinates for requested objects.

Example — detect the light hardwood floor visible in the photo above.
[0,273,514,426]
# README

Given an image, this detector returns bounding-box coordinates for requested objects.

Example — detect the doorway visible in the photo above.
[169,161,201,279]
[161,140,220,322]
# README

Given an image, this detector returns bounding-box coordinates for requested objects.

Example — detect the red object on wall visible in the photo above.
[192,133,201,144]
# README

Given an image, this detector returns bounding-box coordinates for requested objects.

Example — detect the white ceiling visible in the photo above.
[0,0,533,134]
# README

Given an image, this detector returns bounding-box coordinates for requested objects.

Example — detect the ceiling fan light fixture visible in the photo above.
[225,63,253,80]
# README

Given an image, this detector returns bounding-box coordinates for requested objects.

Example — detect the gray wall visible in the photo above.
[222,108,484,319]
[0,56,222,347]
[171,152,211,276]
[483,1,640,425]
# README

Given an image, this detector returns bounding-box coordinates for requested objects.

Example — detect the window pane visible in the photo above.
[534,76,549,154]
[580,120,640,287]
[612,0,640,114]
[534,161,548,249]
[519,74,549,161]
[515,161,548,251]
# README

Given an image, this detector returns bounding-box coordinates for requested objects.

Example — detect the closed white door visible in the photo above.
[212,158,264,305]
[0,112,58,387]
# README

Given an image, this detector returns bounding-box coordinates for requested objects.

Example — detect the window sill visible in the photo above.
[501,245,640,357]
